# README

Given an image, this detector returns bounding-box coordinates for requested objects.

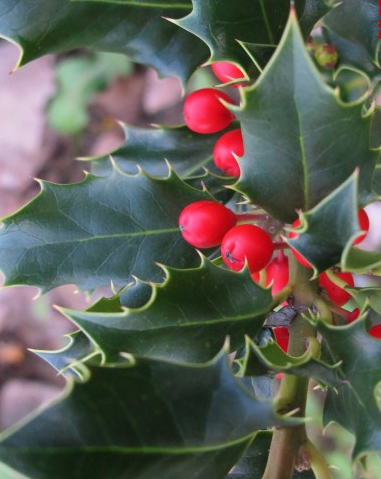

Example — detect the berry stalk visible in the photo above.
[262,259,322,479]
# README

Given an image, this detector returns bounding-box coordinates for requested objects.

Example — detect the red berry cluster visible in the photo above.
[183,62,248,178]
[182,67,375,351]
[179,200,274,274]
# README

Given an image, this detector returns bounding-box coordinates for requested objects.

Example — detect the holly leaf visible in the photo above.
[0,0,208,83]
[319,318,381,457]
[370,106,381,149]
[235,8,379,223]
[88,123,229,178]
[287,172,362,273]
[0,352,283,479]
[0,167,210,292]
[342,245,381,274]
[175,0,331,67]
[349,287,381,315]
[60,259,273,363]
[323,0,381,68]
[34,330,97,379]
[242,337,340,387]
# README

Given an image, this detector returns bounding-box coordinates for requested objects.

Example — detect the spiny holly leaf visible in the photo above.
[349,287,381,315]
[0,167,210,292]
[323,0,381,67]
[0,352,283,479]
[0,0,208,83]
[287,172,362,273]
[342,244,381,274]
[235,8,379,224]
[88,123,230,178]
[242,337,340,387]
[60,259,273,363]
[319,318,381,457]
[34,330,97,379]
[321,27,381,84]
[174,0,331,67]
[370,106,381,149]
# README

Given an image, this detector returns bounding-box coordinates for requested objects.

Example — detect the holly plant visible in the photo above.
[1,1,381,478]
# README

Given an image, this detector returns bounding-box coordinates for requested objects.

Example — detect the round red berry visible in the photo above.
[346,308,360,323]
[369,324,381,339]
[221,224,274,273]
[318,270,354,306]
[183,88,235,134]
[273,326,289,353]
[353,209,370,245]
[213,129,243,177]
[179,200,236,249]
[288,219,312,268]
[265,253,289,296]
[211,62,246,87]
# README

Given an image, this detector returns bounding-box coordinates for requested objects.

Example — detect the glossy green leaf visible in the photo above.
[319,318,381,457]
[60,259,273,362]
[88,123,232,178]
[370,106,381,149]
[0,168,210,292]
[34,331,97,378]
[342,245,381,274]
[287,172,362,273]
[0,352,282,479]
[323,0,381,67]
[0,0,208,83]
[349,287,381,315]
[242,337,340,387]
[175,0,331,67]
[235,9,378,223]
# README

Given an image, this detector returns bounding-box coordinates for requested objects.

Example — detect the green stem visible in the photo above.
[304,440,333,479]
[262,260,319,479]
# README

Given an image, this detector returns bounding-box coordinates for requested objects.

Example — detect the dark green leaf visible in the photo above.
[349,287,381,315]
[235,9,378,223]
[287,172,362,273]
[88,123,229,178]
[61,259,273,362]
[33,331,96,378]
[370,106,381,149]
[0,168,209,292]
[0,0,208,83]
[323,0,381,67]
[319,318,381,457]
[0,352,282,479]
[242,337,340,387]
[175,0,331,67]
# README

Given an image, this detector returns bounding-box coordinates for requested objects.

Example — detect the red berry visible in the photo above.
[288,219,312,268]
[211,62,246,87]
[353,209,370,245]
[221,224,274,273]
[273,327,289,353]
[318,270,354,306]
[369,324,381,339]
[213,129,243,177]
[265,253,289,296]
[183,88,235,134]
[346,308,360,323]
[179,200,236,249]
